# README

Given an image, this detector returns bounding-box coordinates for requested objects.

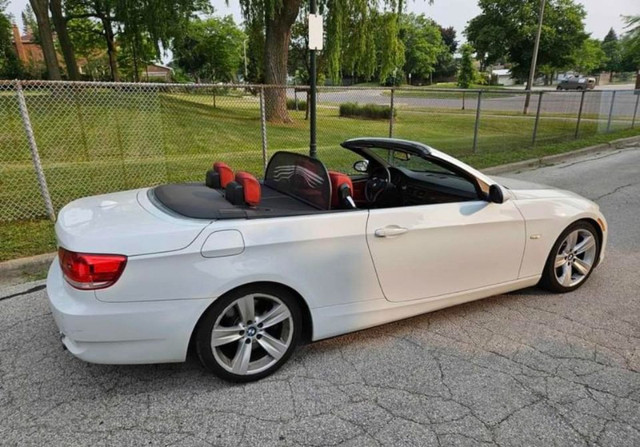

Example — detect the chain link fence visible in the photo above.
[1,80,639,223]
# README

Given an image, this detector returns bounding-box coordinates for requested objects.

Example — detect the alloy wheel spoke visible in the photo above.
[231,339,252,374]
[561,264,573,287]
[259,304,291,329]
[565,231,578,250]
[236,296,255,323]
[554,255,567,269]
[257,332,288,360]
[211,325,244,347]
[573,258,591,275]
[574,235,595,255]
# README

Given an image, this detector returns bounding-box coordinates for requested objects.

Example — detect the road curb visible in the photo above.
[0,252,55,276]
[483,135,640,175]
[2,135,639,276]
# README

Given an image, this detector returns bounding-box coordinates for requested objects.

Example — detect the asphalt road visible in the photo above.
[315,88,640,118]
[1,147,639,446]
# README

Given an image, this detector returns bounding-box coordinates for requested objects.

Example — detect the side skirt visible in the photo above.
[310,276,540,341]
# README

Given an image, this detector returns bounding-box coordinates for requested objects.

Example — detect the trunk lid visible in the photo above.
[55,188,210,256]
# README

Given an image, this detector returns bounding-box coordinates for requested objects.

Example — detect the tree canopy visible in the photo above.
[172,16,246,83]
[465,0,587,80]
[400,13,447,83]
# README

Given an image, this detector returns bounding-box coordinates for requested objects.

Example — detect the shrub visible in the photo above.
[286,98,307,111]
[339,102,396,120]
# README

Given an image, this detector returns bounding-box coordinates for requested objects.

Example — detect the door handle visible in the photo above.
[374,226,408,237]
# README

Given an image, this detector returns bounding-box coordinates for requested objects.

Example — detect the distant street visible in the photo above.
[310,87,640,118]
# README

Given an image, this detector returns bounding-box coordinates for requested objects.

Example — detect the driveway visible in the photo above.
[1,147,639,446]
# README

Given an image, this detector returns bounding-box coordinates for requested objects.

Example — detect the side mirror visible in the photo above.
[489,184,505,204]
[353,160,369,173]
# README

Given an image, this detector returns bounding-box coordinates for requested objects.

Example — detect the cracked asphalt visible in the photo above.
[1,147,639,446]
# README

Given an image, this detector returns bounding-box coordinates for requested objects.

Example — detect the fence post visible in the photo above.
[389,88,395,138]
[15,81,55,222]
[472,91,482,154]
[259,86,268,173]
[606,90,616,133]
[632,91,639,129]
[574,90,586,138]
[532,91,543,145]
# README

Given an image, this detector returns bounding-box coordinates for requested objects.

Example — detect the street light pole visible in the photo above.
[523,0,546,115]
[309,0,318,158]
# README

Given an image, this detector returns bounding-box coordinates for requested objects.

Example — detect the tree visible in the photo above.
[466,0,587,81]
[173,16,245,83]
[28,0,61,79]
[572,38,606,74]
[400,14,447,84]
[238,0,428,122]
[64,0,209,81]
[457,43,476,88]
[600,27,621,77]
[50,0,79,79]
[439,26,457,53]
[620,16,640,71]
[1,1,24,79]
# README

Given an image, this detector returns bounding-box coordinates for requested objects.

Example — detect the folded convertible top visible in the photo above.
[151,183,326,220]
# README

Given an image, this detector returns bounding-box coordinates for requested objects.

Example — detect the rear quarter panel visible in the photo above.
[95,210,384,308]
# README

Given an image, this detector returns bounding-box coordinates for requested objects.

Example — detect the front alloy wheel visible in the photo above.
[196,286,301,382]
[540,221,600,293]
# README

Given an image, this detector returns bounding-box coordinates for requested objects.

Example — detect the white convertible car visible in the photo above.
[47,138,607,381]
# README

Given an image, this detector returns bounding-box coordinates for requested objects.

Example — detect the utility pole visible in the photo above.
[308,0,320,158]
[243,38,248,82]
[523,0,546,115]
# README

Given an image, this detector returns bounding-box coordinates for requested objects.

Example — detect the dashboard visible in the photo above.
[389,166,479,206]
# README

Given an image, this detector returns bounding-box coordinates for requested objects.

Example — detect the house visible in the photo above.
[491,68,515,86]
[11,24,44,69]
[144,64,173,82]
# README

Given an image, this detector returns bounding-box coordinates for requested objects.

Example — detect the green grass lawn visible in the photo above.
[1,87,638,262]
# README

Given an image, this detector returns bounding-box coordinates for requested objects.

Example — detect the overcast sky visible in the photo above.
[6,0,638,42]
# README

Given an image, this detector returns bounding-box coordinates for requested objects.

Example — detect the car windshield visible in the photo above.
[369,147,455,175]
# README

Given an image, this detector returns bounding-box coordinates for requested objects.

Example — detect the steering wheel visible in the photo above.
[365,166,391,203]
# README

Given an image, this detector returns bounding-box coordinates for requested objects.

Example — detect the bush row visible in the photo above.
[339,102,396,120]
[286,98,307,111]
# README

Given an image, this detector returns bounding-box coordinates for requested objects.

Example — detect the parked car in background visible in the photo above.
[557,77,596,91]
[47,138,607,382]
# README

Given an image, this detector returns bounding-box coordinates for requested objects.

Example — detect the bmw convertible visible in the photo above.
[47,138,607,381]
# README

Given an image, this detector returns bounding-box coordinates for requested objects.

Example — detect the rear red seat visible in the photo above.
[328,171,356,209]
[205,162,234,189]
[225,171,261,207]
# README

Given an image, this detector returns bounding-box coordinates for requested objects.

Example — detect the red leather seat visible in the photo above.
[206,162,234,189]
[230,171,261,207]
[213,162,234,188]
[328,171,356,209]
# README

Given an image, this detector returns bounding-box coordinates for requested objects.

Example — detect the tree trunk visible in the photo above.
[101,17,119,82]
[49,0,79,80]
[263,0,301,122]
[29,0,61,80]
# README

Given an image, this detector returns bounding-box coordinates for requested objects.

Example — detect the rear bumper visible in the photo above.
[46,260,213,364]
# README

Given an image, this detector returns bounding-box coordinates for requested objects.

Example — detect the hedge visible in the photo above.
[286,98,307,111]
[339,102,396,120]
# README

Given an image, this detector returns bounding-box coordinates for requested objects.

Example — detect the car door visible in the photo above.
[366,199,526,302]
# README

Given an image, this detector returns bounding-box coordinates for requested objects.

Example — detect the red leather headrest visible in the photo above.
[328,171,353,208]
[213,162,234,188]
[235,171,261,207]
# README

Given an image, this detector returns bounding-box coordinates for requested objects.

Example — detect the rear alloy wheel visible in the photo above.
[539,221,600,293]
[196,286,301,382]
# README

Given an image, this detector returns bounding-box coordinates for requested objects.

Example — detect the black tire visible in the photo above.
[538,221,601,293]
[196,284,302,382]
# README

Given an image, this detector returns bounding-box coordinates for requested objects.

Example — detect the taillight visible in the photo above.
[58,247,127,290]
